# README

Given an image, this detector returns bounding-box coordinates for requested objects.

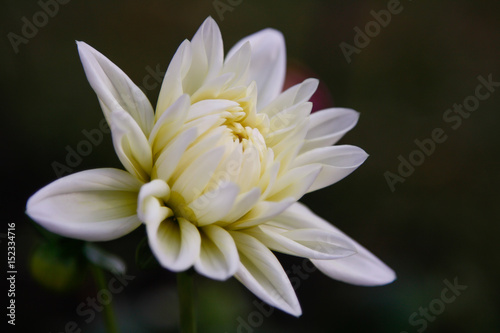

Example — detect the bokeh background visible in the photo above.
[2,0,499,332]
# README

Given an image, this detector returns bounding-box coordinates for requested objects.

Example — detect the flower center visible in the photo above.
[221,107,250,141]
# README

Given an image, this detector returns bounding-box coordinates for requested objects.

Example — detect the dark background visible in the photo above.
[2,0,499,332]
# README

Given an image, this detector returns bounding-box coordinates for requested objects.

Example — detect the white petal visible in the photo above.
[236,144,262,193]
[227,29,286,110]
[275,203,396,286]
[150,94,191,154]
[174,126,226,173]
[258,153,279,199]
[223,41,251,86]
[137,179,172,225]
[183,17,224,95]
[222,187,261,223]
[271,120,309,172]
[188,182,240,226]
[247,225,356,260]
[156,40,192,119]
[77,41,154,136]
[26,168,142,241]
[110,109,153,182]
[301,108,360,152]
[153,127,198,182]
[260,78,318,118]
[265,102,312,146]
[294,145,368,192]
[190,72,236,102]
[194,225,239,280]
[231,231,301,316]
[187,99,239,122]
[147,217,201,272]
[171,146,225,203]
[267,164,321,201]
[229,198,295,230]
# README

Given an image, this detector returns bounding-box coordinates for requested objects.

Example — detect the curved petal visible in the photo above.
[265,102,312,146]
[137,179,171,225]
[266,164,321,201]
[273,203,396,286]
[293,145,368,192]
[156,40,193,119]
[150,94,191,154]
[171,146,225,203]
[194,225,239,280]
[260,78,318,118]
[247,225,356,260]
[223,41,251,86]
[26,168,142,241]
[110,109,153,182]
[188,182,240,227]
[231,231,301,316]
[183,17,224,94]
[153,127,198,182]
[77,41,154,136]
[147,217,201,272]
[229,197,295,230]
[187,99,239,122]
[227,29,286,110]
[221,187,261,224]
[301,108,360,152]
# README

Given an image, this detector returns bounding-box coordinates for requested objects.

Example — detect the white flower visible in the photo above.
[26,17,395,316]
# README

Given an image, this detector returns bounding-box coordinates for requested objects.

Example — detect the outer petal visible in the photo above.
[300,108,360,153]
[194,225,239,280]
[231,231,301,316]
[226,29,286,110]
[293,145,368,192]
[246,225,356,260]
[77,41,154,136]
[260,78,318,118]
[147,216,201,272]
[26,168,142,241]
[272,203,396,286]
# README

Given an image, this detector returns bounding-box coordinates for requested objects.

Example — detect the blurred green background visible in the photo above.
[2,0,499,332]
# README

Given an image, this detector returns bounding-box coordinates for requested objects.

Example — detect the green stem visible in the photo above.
[177,271,197,333]
[91,265,118,333]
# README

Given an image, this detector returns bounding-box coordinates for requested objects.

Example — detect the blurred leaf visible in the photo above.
[83,243,126,275]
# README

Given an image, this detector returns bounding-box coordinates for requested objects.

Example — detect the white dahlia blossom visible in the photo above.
[26,17,395,316]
